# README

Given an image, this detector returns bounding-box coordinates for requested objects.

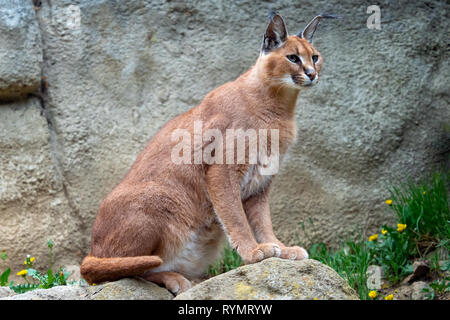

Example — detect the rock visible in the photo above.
[2,285,87,300]
[366,265,384,290]
[402,260,430,284]
[0,287,16,298]
[411,281,428,300]
[87,278,173,300]
[0,99,86,278]
[175,258,359,300]
[0,0,42,100]
[1,278,173,300]
[1,0,449,271]
[64,265,82,282]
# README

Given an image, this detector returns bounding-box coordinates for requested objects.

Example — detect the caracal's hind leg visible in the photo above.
[142,271,192,295]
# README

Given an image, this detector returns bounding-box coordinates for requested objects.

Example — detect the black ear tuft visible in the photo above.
[297,14,341,43]
[261,12,288,54]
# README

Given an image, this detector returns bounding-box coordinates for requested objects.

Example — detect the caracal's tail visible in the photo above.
[80,255,163,284]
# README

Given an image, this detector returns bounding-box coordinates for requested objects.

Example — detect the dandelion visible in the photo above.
[369,234,378,242]
[385,199,393,206]
[384,294,394,300]
[368,291,377,299]
[17,270,27,276]
[381,229,387,235]
[397,224,407,232]
[30,257,35,263]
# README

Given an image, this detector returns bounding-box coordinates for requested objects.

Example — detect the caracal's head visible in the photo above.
[258,12,339,89]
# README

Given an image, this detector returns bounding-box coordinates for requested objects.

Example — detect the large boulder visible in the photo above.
[0,0,449,272]
[175,258,359,300]
[0,99,85,279]
[0,0,42,100]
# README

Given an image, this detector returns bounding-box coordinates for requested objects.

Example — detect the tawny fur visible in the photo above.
[81,14,326,294]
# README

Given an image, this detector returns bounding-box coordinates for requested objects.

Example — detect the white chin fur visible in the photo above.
[282,75,318,88]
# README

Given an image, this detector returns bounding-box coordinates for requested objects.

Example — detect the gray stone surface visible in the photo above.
[87,278,173,300]
[0,0,449,273]
[175,258,358,300]
[0,99,85,278]
[2,284,87,300]
[1,278,173,300]
[366,265,384,290]
[411,281,428,300]
[0,0,42,100]
[0,286,16,298]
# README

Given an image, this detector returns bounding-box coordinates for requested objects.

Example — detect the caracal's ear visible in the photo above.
[298,14,341,43]
[261,11,288,54]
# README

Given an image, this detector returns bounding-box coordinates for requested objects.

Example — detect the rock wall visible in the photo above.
[1,0,449,274]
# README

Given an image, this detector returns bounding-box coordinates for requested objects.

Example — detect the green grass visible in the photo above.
[389,171,450,255]
[309,240,372,299]
[207,243,243,277]
[306,171,450,299]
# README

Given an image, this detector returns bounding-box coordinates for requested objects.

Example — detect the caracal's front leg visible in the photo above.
[243,185,308,260]
[205,165,281,264]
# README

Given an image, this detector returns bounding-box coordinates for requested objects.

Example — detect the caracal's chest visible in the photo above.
[238,115,295,200]
[240,164,273,200]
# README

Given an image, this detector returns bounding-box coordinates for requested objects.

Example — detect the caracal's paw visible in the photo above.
[165,275,192,295]
[241,243,281,264]
[279,246,309,260]
[143,271,192,295]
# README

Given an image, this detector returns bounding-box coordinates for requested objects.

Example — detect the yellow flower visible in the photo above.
[384,294,394,300]
[30,257,35,263]
[313,297,319,300]
[397,224,407,232]
[24,260,27,265]
[369,234,378,242]
[385,199,393,206]
[17,270,27,276]
[381,229,388,235]
[368,291,377,299]
[422,191,426,195]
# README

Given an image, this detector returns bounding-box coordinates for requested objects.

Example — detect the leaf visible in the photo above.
[27,268,45,283]
[47,269,54,286]
[1,268,11,286]
[1,252,6,261]
[9,282,39,294]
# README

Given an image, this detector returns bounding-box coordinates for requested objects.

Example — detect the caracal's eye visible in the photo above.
[286,54,300,63]
[312,55,319,63]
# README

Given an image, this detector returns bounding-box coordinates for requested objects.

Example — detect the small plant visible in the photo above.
[7,239,72,293]
[368,225,414,284]
[422,277,450,300]
[207,244,242,277]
